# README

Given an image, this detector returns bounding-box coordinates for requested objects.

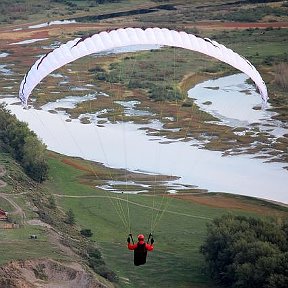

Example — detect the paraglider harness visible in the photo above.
[128,233,154,266]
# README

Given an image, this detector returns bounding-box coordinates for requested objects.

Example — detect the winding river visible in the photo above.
[1,73,288,204]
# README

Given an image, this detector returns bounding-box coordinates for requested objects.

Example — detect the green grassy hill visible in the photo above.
[44,154,288,287]
[2,150,287,287]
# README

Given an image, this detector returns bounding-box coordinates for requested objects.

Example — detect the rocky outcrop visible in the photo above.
[0,259,109,288]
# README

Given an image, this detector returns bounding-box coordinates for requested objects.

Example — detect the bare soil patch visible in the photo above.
[169,193,288,217]
[0,259,108,288]
[62,158,95,173]
[59,154,177,184]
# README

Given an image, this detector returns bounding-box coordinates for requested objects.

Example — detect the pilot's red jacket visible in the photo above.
[128,240,154,251]
[128,240,153,266]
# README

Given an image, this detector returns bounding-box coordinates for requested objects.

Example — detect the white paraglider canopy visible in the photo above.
[19,27,268,106]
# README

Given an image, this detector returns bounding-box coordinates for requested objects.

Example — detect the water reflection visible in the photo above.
[41,94,99,111]
[115,100,154,117]
[188,73,288,137]
[9,38,49,45]
[1,89,288,204]
[0,52,9,58]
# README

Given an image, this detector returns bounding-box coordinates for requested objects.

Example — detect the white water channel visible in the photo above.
[1,73,288,204]
[189,73,287,137]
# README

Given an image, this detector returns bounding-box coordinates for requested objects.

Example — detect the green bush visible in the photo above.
[80,229,93,237]
[200,215,288,288]
[213,5,287,22]
[149,85,184,101]
[88,66,105,73]
[87,247,118,282]
[96,73,107,81]
[0,104,48,182]
[64,208,75,225]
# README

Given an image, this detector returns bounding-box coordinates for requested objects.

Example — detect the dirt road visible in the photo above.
[0,166,6,189]
[0,165,26,222]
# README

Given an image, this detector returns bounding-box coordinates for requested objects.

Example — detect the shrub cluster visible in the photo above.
[80,229,93,237]
[87,247,118,282]
[92,58,184,102]
[201,214,288,288]
[0,103,48,182]
[64,208,76,225]
[148,85,184,101]
[213,5,287,22]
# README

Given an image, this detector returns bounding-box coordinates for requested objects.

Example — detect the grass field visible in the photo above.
[59,195,218,287]
[212,28,288,64]
[1,151,287,286]
[0,224,71,266]
[0,152,73,267]
[0,0,153,26]
[0,197,13,212]
[47,155,288,288]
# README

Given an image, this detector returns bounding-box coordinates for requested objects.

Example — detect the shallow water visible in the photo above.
[28,20,77,29]
[188,74,288,137]
[9,38,49,45]
[41,94,99,111]
[0,52,9,58]
[0,64,13,75]
[1,83,288,204]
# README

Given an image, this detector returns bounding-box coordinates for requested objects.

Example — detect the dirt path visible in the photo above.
[0,165,80,263]
[53,193,212,220]
[54,190,288,219]
[0,192,26,223]
[0,165,26,222]
[0,166,6,189]
[29,219,81,260]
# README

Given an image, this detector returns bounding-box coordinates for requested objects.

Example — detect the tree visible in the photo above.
[0,103,49,182]
[87,247,118,282]
[64,208,75,225]
[22,136,48,182]
[48,196,56,209]
[200,215,288,288]
[80,229,93,237]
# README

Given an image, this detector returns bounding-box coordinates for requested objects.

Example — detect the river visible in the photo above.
[1,73,288,204]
